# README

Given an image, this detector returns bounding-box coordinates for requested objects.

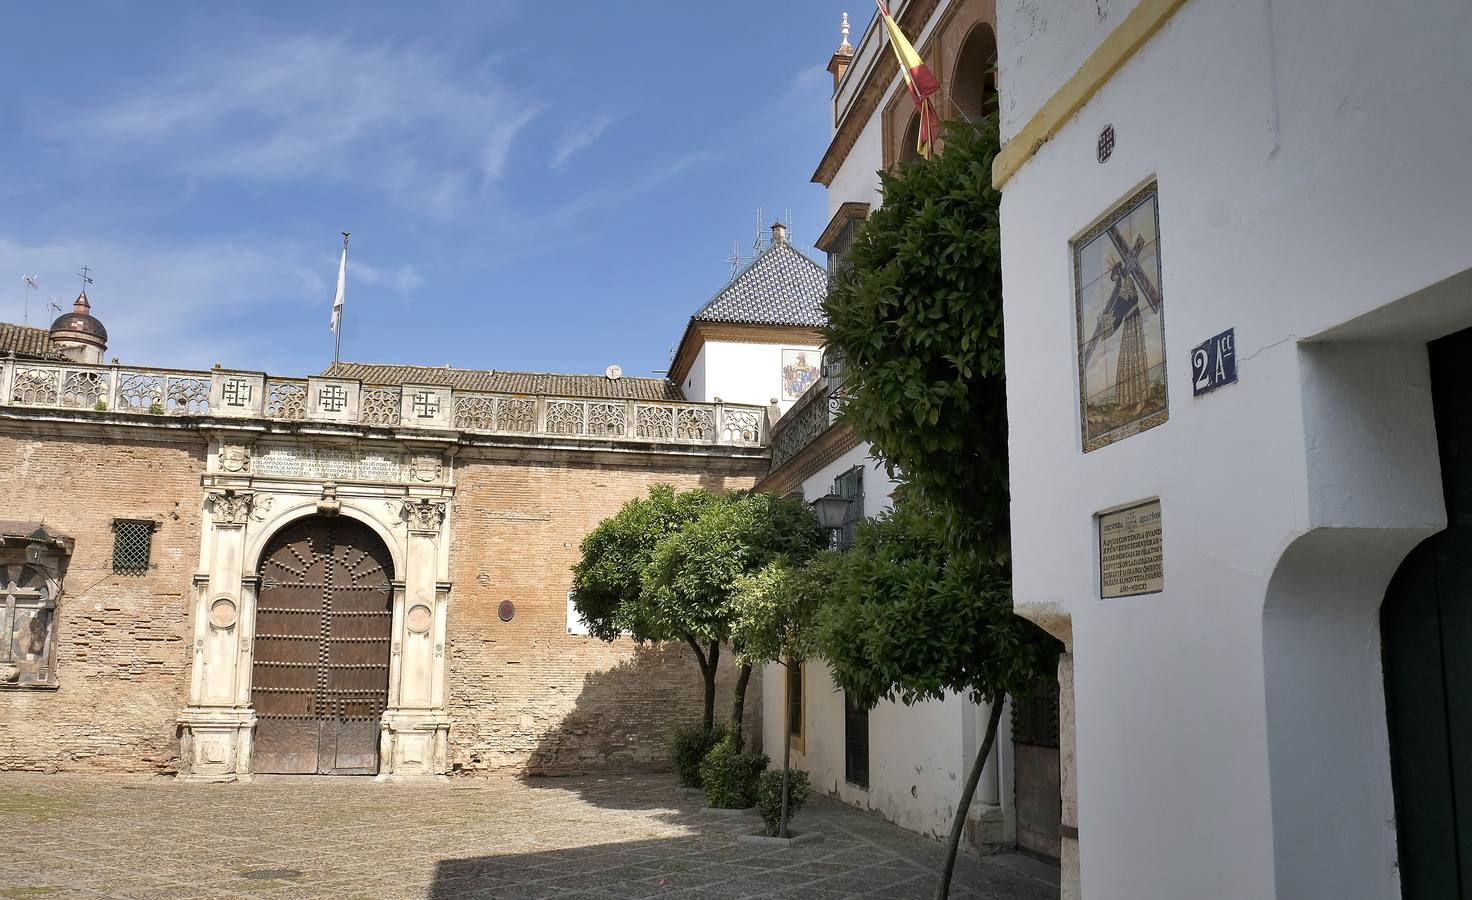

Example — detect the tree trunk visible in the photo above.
[729,662,753,750]
[779,679,794,838]
[935,697,1005,900]
[684,635,717,730]
[705,641,721,731]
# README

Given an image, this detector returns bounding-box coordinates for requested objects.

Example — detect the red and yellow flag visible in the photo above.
[877,0,941,158]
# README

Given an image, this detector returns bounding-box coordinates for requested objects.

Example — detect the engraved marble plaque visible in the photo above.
[1098,499,1164,599]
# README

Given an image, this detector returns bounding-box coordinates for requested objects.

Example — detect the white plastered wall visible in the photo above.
[996,0,1472,896]
[684,340,823,415]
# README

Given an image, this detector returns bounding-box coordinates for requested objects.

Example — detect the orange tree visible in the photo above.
[569,485,724,725]
[820,117,1060,900]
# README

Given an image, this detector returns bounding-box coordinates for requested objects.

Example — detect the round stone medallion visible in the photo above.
[406,603,433,634]
[498,600,515,622]
[208,596,238,629]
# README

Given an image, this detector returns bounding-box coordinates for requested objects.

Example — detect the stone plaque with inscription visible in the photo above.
[1098,500,1164,598]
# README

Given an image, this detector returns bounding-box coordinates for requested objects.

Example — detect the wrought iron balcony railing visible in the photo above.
[0,358,767,449]
[768,378,846,471]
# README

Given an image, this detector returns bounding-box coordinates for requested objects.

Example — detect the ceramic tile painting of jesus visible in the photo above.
[1073,183,1167,452]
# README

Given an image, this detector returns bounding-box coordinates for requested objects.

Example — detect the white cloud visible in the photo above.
[48,33,539,215]
[353,260,424,296]
[0,235,420,372]
[549,113,616,172]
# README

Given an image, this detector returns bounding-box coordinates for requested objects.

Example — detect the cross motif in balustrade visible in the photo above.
[222,377,252,407]
[319,385,348,412]
[413,391,440,419]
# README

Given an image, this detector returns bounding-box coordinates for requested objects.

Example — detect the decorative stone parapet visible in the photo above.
[0,358,768,449]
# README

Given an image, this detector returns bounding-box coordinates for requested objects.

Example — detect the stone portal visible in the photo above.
[251,517,394,775]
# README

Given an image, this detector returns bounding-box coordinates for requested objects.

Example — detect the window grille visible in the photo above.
[826,218,863,275]
[786,659,805,752]
[1011,676,1061,748]
[844,692,870,789]
[111,520,155,576]
[835,466,865,550]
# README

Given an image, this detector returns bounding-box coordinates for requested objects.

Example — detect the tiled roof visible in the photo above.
[322,362,684,402]
[692,240,828,327]
[0,322,61,360]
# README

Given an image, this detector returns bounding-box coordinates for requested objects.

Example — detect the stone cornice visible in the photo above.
[815,203,873,253]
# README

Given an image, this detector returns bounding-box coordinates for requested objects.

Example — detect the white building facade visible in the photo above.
[996,1,1472,897]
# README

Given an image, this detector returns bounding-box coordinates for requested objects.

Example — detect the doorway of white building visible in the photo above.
[1012,678,1063,861]
[1382,325,1472,898]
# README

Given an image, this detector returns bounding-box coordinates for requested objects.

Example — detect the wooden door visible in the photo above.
[1012,678,1062,861]
[251,517,394,775]
[1384,326,1472,897]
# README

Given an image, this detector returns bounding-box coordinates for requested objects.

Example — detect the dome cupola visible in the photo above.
[48,291,108,364]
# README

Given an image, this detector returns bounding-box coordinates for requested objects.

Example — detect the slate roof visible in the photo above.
[322,362,684,402]
[692,240,829,327]
[0,322,62,360]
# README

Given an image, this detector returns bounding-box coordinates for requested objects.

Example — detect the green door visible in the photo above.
[1383,325,1472,898]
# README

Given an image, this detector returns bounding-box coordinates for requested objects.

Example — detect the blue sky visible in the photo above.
[0,1,852,376]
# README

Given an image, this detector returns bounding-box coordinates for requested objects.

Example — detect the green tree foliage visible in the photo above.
[822,121,1007,557]
[730,555,838,836]
[570,485,724,725]
[670,722,727,790]
[756,768,811,837]
[571,485,716,642]
[571,487,825,737]
[816,502,1057,711]
[646,491,826,747]
[817,500,1059,900]
[698,736,769,809]
[730,554,836,671]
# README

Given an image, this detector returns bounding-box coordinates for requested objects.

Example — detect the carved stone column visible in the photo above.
[177,488,257,782]
[378,497,451,779]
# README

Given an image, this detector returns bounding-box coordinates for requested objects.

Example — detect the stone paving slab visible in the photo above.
[0,772,1058,899]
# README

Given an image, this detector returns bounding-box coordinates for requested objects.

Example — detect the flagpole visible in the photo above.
[333,232,349,365]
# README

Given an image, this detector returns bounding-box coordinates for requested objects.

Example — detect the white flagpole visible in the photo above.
[330,232,349,364]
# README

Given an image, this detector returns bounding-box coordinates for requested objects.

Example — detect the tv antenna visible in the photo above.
[21,274,37,325]
[726,206,776,278]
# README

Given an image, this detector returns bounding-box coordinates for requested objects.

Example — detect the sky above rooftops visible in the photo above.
[0,1,839,376]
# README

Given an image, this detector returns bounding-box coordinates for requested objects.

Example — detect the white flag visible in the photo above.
[329,240,347,334]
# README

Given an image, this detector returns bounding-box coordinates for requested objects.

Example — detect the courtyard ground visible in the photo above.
[0,772,1058,899]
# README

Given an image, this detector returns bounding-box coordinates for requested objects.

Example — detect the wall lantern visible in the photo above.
[810,493,851,531]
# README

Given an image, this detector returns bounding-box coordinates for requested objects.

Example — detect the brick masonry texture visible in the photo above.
[0,429,206,773]
[0,423,767,777]
[447,453,762,774]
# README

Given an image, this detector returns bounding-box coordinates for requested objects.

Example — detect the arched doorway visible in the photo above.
[251,516,394,775]
[1383,325,1472,896]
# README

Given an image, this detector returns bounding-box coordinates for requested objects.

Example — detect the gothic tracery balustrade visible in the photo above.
[0,359,767,448]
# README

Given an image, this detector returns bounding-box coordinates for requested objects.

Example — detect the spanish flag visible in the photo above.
[878,1,941,158]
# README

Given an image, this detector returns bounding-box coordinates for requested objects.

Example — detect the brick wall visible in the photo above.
[0,429,205,773]
[446,453,763,774]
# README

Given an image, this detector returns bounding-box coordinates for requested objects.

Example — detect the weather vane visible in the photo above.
[77,265,94,293]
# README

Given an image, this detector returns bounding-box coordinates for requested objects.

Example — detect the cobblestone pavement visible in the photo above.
[0,772,1059,899]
